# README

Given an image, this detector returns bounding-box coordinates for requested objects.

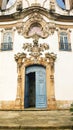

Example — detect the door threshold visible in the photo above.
[24,108,48,111]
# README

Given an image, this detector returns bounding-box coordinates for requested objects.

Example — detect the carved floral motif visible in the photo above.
[15,37,56,69]
[14,37,57,110]
[23,38,49,58]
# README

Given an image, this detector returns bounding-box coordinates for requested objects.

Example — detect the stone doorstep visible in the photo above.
[0,108,53,111]
[0,125,73,130]
[0,110,73,130]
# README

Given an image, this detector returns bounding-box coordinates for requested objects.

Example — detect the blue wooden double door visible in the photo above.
[24,65,47,108]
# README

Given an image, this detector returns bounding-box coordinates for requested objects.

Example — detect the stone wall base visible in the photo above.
[0,100,73,110]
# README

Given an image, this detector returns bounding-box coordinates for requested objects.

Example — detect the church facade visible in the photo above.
[0,0,73,110]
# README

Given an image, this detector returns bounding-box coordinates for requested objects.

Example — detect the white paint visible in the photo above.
[64,0,70,10]
[0,0,73,101]
[0,29,73,101]
[23,0,50,9]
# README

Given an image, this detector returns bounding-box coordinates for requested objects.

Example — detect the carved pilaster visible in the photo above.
[15,76,22,109]
[15,62,22,109]
[45,52,57,109]
[14,53,26,109]
[49,55,56,109]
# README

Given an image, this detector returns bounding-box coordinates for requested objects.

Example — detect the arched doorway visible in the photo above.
[24,65,47,108]
[15,42,57,110]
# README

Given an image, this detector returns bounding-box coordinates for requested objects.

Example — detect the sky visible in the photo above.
[6,0,65,9]
[56,0,65,9]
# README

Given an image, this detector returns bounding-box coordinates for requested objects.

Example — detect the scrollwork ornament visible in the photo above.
[16,11,56,39]
[14,53,26,68]
[45,52,56,72]
[23,38,49,59]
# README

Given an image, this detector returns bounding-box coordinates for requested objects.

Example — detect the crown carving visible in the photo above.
[23,36,49,58]
[15,36,56,69]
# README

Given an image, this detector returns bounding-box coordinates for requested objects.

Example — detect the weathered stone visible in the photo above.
[0,110,73,129]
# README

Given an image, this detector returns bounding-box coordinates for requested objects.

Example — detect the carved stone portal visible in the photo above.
[14,38,57,110]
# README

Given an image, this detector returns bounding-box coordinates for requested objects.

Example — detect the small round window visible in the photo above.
[56,0,65,9]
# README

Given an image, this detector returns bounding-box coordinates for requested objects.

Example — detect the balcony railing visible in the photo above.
[1,42,13,51]
[59,42,71,51]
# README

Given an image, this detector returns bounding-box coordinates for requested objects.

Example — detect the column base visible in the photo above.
[15,97,21,110]
[48,98,57,110]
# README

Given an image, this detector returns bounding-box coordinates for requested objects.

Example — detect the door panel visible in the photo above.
[25,65,47,108]
[36,70,47,108]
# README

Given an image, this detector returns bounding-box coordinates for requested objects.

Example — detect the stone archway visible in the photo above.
[14,38,57,110]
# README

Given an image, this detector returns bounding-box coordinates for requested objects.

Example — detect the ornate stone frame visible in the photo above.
[15,39,57,110]
[0,28,15,51]
[16,12,56,39]
[57,27,71,51]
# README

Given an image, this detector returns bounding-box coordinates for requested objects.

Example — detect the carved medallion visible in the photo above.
[16,12,56,39]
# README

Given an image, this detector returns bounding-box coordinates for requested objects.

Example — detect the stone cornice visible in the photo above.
[0,6,73,23]
[0,21,73,29]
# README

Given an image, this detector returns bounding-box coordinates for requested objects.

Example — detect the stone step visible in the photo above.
[0,126,73,130]
[0,110,73,130]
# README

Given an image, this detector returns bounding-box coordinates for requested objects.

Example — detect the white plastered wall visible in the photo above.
[0,27,73,101]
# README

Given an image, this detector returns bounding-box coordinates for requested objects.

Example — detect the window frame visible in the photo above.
[59,29,71,51]
[1,30,14,52]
